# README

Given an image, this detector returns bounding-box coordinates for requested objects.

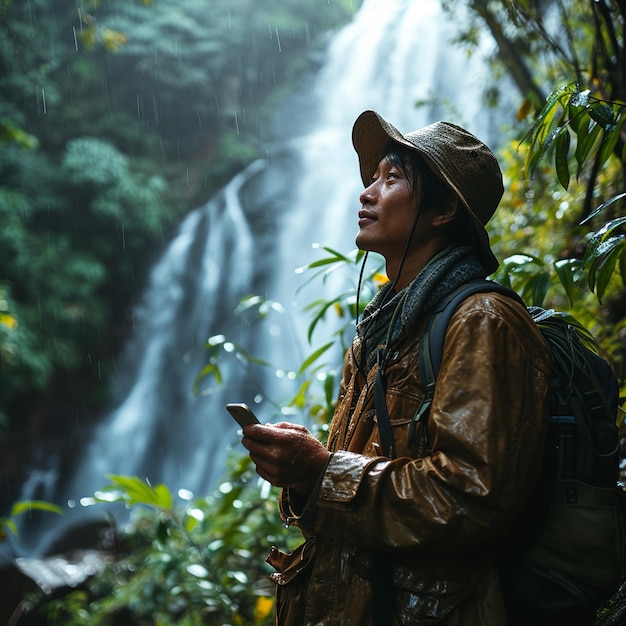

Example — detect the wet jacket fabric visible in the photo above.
[268,289,551,625]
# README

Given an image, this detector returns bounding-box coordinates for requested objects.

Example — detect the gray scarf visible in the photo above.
[356,246,485,372]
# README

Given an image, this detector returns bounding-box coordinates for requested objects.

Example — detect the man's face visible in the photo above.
[356,155,420,260]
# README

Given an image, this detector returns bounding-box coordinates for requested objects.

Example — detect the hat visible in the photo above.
[352,110,502,274]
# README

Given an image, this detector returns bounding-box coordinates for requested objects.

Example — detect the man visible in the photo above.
[243,110,550,625]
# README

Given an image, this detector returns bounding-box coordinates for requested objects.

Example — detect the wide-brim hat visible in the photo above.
[352,110,502,274]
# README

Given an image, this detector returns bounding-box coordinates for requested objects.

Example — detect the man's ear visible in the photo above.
[431,195,459,227]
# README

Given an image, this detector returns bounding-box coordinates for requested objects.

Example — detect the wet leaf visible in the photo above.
[588,103,615,128]
[620,251,626,287]
[581,192,626,224]
[595,119,623,171]
[554,258,579,307]
[192,363,222,394]
[554,129,571,189]
[585,235,625,293]
[575,121,602,176]
[11,500,63,517]
[297,342,334,376]
[101,474,174,511]
[595,240,625,301]
[569,89,590,109]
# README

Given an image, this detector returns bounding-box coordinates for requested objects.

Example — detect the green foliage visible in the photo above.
[522,82,625,192]
[453,0,626,420]
[37,459,299,625]
[0,0,361,438]
[0,499,62,557]
[8,0,626,622]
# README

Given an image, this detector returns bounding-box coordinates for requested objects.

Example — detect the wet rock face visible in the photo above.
[0,517,117,624]
[1,550,111,625]
[15,549,111,593]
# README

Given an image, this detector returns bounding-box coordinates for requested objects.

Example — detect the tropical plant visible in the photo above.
[0,499,62,558]
[521,82,626,301]
[442,0,626,406]
[35,460,301,625]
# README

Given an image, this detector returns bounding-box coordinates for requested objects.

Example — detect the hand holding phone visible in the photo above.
[226,403,260,429]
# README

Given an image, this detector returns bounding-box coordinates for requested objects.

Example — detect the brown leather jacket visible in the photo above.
[268,291,551,625]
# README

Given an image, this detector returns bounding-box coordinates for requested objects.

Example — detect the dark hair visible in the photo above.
[384,142,450,212]
[384,142,475,247]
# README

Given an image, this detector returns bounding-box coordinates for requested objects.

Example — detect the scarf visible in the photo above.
[356,245,486,372]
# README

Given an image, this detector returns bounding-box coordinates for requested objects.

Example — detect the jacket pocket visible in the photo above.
[267,539,316,585]
[267,540,316,625]
[391,565,476,624]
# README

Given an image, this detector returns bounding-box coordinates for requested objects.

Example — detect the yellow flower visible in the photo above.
[0,314,17,330]
[254,596,274,621]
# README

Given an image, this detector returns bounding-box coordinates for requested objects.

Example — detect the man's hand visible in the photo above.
[242,422,330,497]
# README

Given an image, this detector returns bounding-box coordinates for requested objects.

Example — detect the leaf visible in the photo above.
[234,295,265,314]
[588,102,615,128]
[101,474,174,511]
[580,192,626,224]
[2,520,18,537]
[318,245,353,263]
[575,121,602,176]
[289,379,312,409]
[554,258,579,306]
[554,128,571,189]
[569,89,591,110]
[585,235,625,293]
[526,272,550,306]
[586,235,625,269]
[588,216,626,246]
[523,83,573,148]
[297,342,334,376]
[522,84,574,177]
[620,250,626,287]
[305,296,347,342]
[595,239,625,301]
[595,119,622,171]
[153,483,174,510]
[10,500,63,517]
[567,99,588,133]
[192,363,222,394]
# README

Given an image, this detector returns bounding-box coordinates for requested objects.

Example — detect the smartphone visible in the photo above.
[226,403,260,428]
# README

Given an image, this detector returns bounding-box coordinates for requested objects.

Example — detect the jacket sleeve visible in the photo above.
[310,294,551,554]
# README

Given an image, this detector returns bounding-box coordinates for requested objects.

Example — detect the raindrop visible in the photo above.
[218,481,233,494]
[187,563,209,578]
[178,488,193,500]
[188,507,204,521]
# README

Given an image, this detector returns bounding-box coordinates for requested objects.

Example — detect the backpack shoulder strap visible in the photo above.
[407,278,522,449]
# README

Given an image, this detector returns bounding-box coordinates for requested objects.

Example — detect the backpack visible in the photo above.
[376,278,624,621]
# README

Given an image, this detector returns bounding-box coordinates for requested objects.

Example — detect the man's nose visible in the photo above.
[359,182,376,205]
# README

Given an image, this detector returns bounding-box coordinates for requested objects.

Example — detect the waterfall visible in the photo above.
[22,0,503,555]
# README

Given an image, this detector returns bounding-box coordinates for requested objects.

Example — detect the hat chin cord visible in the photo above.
[351,205,422,377]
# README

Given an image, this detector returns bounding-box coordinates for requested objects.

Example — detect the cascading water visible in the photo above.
[21,0,506,555]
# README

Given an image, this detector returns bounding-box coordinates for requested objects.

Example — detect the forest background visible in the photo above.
[0,0,625,624]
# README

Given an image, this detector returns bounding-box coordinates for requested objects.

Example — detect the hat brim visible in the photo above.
[352,110,499,275]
